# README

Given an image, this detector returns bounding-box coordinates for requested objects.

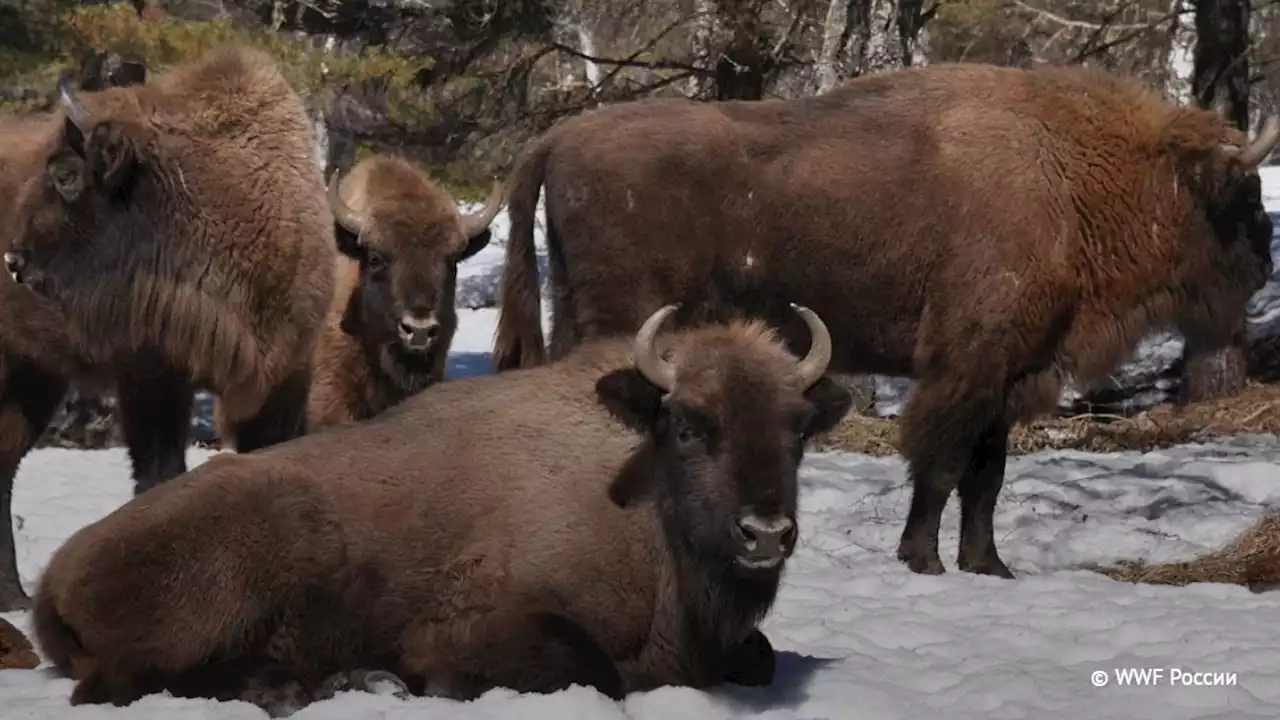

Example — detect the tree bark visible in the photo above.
[1180,0,1252,403]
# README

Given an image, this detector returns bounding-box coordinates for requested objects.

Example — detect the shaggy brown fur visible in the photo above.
[308,155,502,429]
[33,306,853,712]
[0,56,149,612]
[492,61,1279,580]
[1089,511,1280,592]
[6,45,335,461]
[0,616,39,670]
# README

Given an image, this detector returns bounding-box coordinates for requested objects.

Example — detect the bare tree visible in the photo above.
[1180,0,1253,404]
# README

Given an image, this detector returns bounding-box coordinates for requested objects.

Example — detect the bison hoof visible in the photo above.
[896,546,946,575]
[723,629,776,686]
[317,669,411,701]
[958,555,1015,579]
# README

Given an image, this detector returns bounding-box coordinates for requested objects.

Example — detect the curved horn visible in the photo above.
[632,304,680,393]
[460,179,505,239]
[326,171,365,236]
[57,69,91,131]
[1237,115,1280,169]
[790,303,833,388]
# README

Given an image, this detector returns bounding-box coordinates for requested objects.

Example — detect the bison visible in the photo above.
[33,303,853,713]
[307,156,503,429]
[0,53,150,611]
[4,47,334,475]
[491,61,1279,579]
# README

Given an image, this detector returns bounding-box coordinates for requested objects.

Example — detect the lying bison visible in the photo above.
[34,304,852,712]
[493,61,1279,579]
[0,53,149,611]
[5,47,334,464]
[308,156,503,429]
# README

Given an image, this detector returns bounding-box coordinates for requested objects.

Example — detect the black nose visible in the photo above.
[734,514,796,566]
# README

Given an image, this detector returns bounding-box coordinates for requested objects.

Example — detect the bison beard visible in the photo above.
[32,304,852,713]
[492,61,1280,579]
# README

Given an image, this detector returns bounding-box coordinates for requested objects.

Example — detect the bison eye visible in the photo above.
[365,250,387,274]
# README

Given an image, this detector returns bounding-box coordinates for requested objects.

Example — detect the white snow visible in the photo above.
[3,170,1280,719]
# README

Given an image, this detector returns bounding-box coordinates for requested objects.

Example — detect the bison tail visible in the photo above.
[492,137,552,372]
[32,580,87,678]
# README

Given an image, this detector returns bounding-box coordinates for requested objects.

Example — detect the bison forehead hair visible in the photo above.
[7,44,334,388]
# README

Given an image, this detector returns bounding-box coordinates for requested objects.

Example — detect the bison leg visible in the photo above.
[116,361,192,494]
[0,363,68,611]
[405,610,624,701]
[70,665,151,707]
[226,368,310,454]
[895,375,1001,576]
[956,420,1014,578]
[720,628,776,686]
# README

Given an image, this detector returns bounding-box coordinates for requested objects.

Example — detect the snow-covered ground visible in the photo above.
[4,172,1280,718]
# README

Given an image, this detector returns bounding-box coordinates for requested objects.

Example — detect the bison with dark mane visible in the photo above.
[308,156,503,429]
[493,61,1279,579]
[4,47,335,476]
[33,304,852,713]
[0,52,148,611]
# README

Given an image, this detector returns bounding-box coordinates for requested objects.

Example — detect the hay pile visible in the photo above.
[1086,512,1280,592]
[814,381,1280,456]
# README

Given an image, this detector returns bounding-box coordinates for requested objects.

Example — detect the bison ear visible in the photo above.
[595,368,664,434]
[86,124,136,198]
[334,225,362,260]
[456,227,492,262]
[802,375,854,438]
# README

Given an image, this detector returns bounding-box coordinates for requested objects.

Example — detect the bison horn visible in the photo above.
[1237,115,1280,169]
[57,70,91,131]
[791,303,833,388]
[633,304,679,393]
[460,179,505,240]
[327,171,365,237]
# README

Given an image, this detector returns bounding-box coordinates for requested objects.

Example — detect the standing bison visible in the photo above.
[0,53,148,611]
[308,156,503,429]
[4,47,334,468]
[33,304,852,712]
[493,62,1279,579]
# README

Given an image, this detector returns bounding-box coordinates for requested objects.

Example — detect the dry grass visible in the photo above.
[1085,512,1280,592]
[813,381,1280,457]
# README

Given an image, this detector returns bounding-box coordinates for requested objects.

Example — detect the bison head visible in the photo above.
[1175,115,1279,349]
[4,72,149,310]
[597,304,853,576]
[327,171,502,366]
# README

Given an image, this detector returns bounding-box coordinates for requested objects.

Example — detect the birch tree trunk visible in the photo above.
[815,0,852,93]
[689,0,726,97]
[1166,0,1195,104]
